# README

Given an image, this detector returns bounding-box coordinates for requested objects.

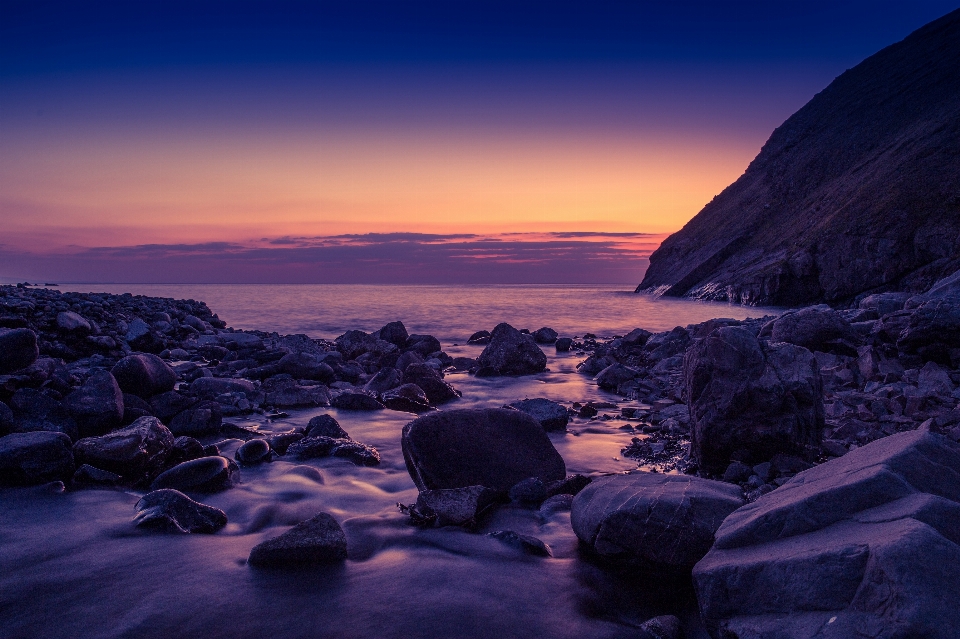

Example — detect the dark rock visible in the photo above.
[401,408,566,492]
[112,354,177,398]
[248,512,348,568]
[394,350,425,372]
[190,377,255,398]
[571,472,744,571]
[722,461,753,484]
[467,330,491,345]
[72,416,174,481]
[0,431,75,486]
[330,391,384,411]
[149,391,198,423]
[410,485,499,528]
[771,305,857,352]
[168,401,223,437]
[402,363,460,405]
[476,323,547,376]
[167,436,205,466]
[335,330,375,360]
[622,328,653,346]
[898,298,960,362]
[637,10,960,306]
[554,337,573,352]
[235,439,271,465]
[488,530,552,556]
[0,400,13,436]
[374,321,409,348]
[287,436,381,466]
[594,363,638,391]
[363,367,402,394]
[404,334,442,357]
[71,463,122,487]
[685,326,823,474]
[381,383,434,414]
[266,384,331,408]
[266,432,304,456]
[508,477,547,504]
[150,455,237,493]
[64,370,124,437]
[305,414,349,439]
[121,393,154,423]
[277,352,335,382]
[694,429,960,638]
[859,292,910,315]
[9,388,79,440]
[134,489,227,534]
[635,615,682,639]
[505,398,569,431]
[539,494,574,516]
[0,328,39,374]
[545,474,592,497]
[643,326,692,361]
[531,327,558,344]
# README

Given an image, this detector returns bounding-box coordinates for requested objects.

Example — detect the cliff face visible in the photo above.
[638,9,960,307]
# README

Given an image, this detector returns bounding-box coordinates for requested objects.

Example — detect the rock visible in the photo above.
[381,383,434,413]
[363,367,402,394]
[112,354,177,398]
[121,393,154,423]
[404,334,442,357]
[571,472,744,572]
[266,384,331,408]
[0,400,13,435]
[622,328,653,346]
[134,489,227,534]
[287,436,380,466]
[168,401,222,437]
[918,361,955,396]
[554,337,573,352]
[594,363,638,391]
[64,370,124,437]
[859,292,910,315]
[9,388,79,440]
[190,377,256,398]
[334,330,375,360]
[248,512,348,568]
[636,615,682,639]
[0,328,39,374]
[0,431,75,486]
[898,298,960,362]
[167,436,205,466]
[545,474,592,497]
[694,429,960,639]
[150,456,237,492]
[402,363,460,405]
[330,391,384,411]
[684,326,823,474]
[476,323,547,376]
[374,321,409,348]
[235,439,271,465]
[56,311,92,334]
[722,461,753,484]
[148,391,197,423]
[531,327,558,344]
[411,485,499,528]
[221,332,263,350]
[644,326,692,361]
[305,414,349,439]
[488,530,552,556]
[72,416,174,481]
[468,330,492,345]
[277,352,335,382]
[71,463,122,487]
[401,408,566,492]
[771,306,857,352]
[508,477,547,504]
[505,398,569,431]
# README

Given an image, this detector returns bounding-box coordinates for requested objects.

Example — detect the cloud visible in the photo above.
[0,232,666,285]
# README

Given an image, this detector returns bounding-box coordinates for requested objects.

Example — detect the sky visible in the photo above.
[2,1,958,284]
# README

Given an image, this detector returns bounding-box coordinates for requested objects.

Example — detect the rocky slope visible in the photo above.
[637,8,960,307]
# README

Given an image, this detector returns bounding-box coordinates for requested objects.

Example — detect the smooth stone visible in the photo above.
[149,391,198,423]
[0,431,75,486]
[248,512,348,568]
[112,354,177,398]
[235,439,271,465]
[505,398,569,431]
[374,321,409,348]
[401,363,460,405]
[508,477,547,504]
[149,455,236,493]
[134,488,228,534]
[305,414,349,439]
[265,384,331,408]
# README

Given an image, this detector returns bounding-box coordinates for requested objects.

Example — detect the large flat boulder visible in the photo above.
[684,326,823,474]
[401,408,565,492]
[693,429,960,638]
[571,472,743,572]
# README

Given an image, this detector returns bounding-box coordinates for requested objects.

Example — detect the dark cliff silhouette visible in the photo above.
[638,8,960,306]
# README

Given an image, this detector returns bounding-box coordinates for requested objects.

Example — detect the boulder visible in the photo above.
[571,472,744,572]
[305,414,349,439]
[190,377,256,398]
[531,327,558,344]
[859,292,910,315]
[277,352,335,382]
[381,383,433,413]
[684,326,823,474]
[363,367,402,394]
[374,321,409,348]
[265,384,331,408]
[330,391,384,411]
[401,408,566,492]
[248,512,348,568]
[235,439,271,465]
[335,330,375,360]
[0,328,39,374]
[554,337,573,352]
[148,391,196,423]
[897,298,960,362]
[476,323,547,376]
[286,436,380,466]
[622,328,653,347]
[771,306,857,352]
[404,334,442,357]
[0,431,75,486]
[411,485,499,528]
[694,429,960,639]
[505,398,568,431]
[402,363,460,405]
[594,363,638,391]
[168,401,222,437]
[8,388,79,441]
[150,456,237,492]
[134,489,228,534]
[112,354,177,398]
[56,311,92,334]
[64,370,124,437]
[72,416,174,481]
[121,393,154,423]
[467,330,491,345]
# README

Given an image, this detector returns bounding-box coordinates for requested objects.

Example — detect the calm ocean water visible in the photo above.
[2,284,777,639]
[58,283,770,341]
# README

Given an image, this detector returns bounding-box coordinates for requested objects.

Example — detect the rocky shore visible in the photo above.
[2,280,960,638]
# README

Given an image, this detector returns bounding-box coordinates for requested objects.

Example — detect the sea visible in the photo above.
[1,284,776,639]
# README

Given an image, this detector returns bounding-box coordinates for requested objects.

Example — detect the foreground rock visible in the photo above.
[409,485,499,528]
[571,472,744,572]
[694,428,960,638]
[401,408,565,492]
[150,456,237,493]
[134,489,228,534]
[72,416,174,482]
[684,326,823,474]
[64,370,124,437]
[0,431,75,486]
[0,328,39,374]
[476,323,547,376]
[248,512,348,568]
